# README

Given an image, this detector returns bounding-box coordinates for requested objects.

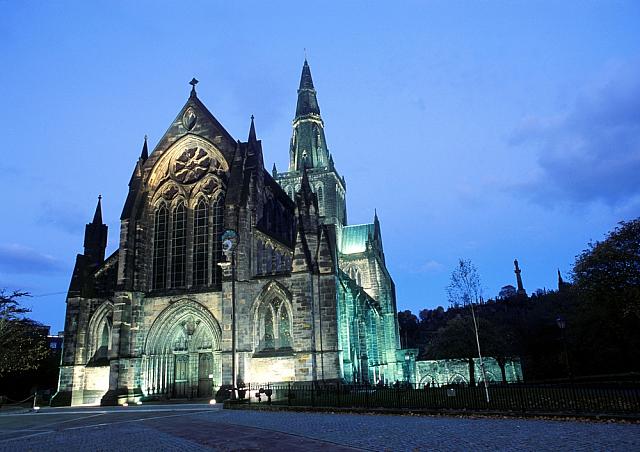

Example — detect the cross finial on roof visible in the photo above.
[189,77,199,96]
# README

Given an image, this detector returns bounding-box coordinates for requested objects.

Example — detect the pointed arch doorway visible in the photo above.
[144,300,222,399]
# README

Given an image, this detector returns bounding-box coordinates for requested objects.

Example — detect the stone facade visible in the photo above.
[52,62,407,406]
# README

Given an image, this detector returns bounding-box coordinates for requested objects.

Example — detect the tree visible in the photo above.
[0,290,49,379]
[447,259,482,308]
[446,260,489,399]
[397,310,419,349]
[426,314,479,385]
[570,218,640,374]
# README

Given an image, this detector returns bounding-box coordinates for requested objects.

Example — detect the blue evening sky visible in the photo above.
[1,1,639,332]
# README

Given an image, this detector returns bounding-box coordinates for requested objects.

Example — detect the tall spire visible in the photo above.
[289,59,330,171]
[248,115,257,142]
[140,135,149,161]
[92,195,103,224]
[295,59,320,118]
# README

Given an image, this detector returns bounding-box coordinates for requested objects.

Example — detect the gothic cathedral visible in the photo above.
[53,61,409,406]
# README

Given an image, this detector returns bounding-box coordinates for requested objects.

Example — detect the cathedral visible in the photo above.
[53,61,410,406]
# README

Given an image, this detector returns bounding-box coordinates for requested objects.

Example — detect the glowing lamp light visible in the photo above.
[136,401,143,405]
[209,399,217,405]
[122,402,129,407]
[33,406,41,412]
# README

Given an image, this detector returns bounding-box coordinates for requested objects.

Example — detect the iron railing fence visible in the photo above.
[238,382,640,415]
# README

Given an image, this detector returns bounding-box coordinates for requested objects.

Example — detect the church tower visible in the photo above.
[275,60,347,227]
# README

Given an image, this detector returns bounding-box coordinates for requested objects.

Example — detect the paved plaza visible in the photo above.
[0,404,638,451]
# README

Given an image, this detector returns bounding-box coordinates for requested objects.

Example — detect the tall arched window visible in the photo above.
[171,202,186,288]
[153,205,168,289]
[212,195,225,288]
[316,184,324,216]
[193,199,209,286]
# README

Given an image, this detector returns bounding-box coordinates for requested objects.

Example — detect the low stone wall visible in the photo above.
[415,357,523,386]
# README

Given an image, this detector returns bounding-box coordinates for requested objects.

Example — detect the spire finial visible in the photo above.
[92,195,103,224]
[248,115,257,142]
[304,47,307,61]
[189,77,199,96]
[140,135,149,160]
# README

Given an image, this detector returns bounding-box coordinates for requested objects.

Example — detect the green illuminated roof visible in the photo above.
[340,223,374,254]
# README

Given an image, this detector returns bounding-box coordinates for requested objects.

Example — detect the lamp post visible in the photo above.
[556,316,572,382]
[220,229,238,399]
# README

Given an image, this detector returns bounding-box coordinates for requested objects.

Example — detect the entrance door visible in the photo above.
[198,353,213,397]
[174,354,189,398]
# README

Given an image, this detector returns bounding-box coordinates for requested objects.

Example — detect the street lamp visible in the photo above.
[220,229,238,399]
[556,316,573,381]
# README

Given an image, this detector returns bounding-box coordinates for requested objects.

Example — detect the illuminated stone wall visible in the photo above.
[415,357,524,386]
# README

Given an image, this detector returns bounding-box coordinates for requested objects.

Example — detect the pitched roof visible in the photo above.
[340,223,374,254]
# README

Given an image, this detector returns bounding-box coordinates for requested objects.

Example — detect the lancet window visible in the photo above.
[152,204,168,289]
[192,199,209,286]
[212,195,225,288]
[171,202,186,288]
[316,183,324,216]
[256,297,292,353]
[348,265,362,286]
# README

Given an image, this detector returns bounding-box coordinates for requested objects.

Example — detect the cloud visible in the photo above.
[416,259,445,273]
[509,61,640,208]
[0,244,66,275]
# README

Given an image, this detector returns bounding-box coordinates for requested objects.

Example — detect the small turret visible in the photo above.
[140,135,149,161]
[84,195,108,265]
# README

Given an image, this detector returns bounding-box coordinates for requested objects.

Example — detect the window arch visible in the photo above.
[153,204,168,289]
[171,202,186,288]
[212,195,225,287]
[192,198,209,286]
[87,302,113,365]
[255,297,293,353]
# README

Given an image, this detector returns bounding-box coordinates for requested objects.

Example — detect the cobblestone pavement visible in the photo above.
[0,404,638,451]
